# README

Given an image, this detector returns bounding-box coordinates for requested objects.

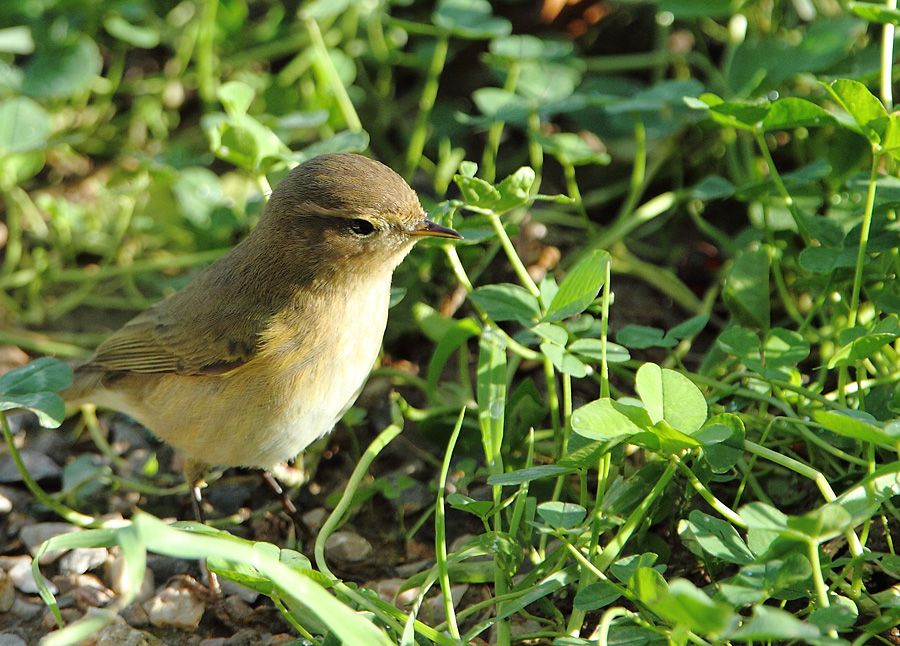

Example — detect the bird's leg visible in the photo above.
[183,459,221,597]
[261,471,297,515]
[261,471,310,545]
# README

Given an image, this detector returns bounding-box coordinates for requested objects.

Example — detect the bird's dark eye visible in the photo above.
[348,218,375,236]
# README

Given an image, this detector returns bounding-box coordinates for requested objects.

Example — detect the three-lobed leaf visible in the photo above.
[0,357,73,428]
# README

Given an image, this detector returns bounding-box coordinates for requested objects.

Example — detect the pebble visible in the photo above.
[0,569,14,612]
[146,577,206,630]
[72,579,115,610]
[0,449,61,482]
[0,490,12,514]
[120,601,150,628]
[8,556,56,595]
[325,531,373,562]
[8,596,43,619]
[219,577,259,604]
[423,584,468,624]
[19,522,79,564]
[106,549,155,603]
[0,633,27,646]
[59,547,108,575]
[93,622,166,646]
[300,507,328,532]
[371,577,421,607]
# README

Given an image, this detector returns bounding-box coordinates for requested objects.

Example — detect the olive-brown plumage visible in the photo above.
[65,153,459,482]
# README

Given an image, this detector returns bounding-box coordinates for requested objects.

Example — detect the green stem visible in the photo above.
[405,34,449,178]
[594,459,678,571]
[848,151,880,328]
[482,62,520,184]
[1,412,95,526]
[305,16,362,132]
[314,424,406,635]
[675,457,745,527]
[488,212,541,297]
[753,129,812,243]
[744,440,864,557]
[195,0,218,105]
[435,409,466,640]
[614,119,647,222]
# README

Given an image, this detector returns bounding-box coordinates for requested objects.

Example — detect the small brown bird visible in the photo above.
[65,153,460,505]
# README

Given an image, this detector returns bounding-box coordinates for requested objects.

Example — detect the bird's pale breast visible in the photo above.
[93,273,393,469]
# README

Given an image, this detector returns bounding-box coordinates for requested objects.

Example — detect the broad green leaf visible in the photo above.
[787,504,852,543]
[828,315,900,368]
[432,0,512,39]
[541,342,588,378]
[573,580,621,611]
[635,363,707,434]
[633,419,702,454]
[739,502,790,532]
[568,339,631,363]
[295,131,370,161]
[728,605,821,641]
[0,357,73,395]
[471,87,530,125]
[0,392,65,429]
[572,398,651,440]
[723,554,812,605]
[616,325,676,349]
[850,1,900,24]
[22,36,102,99]
[487,464,575,486]
[494,167,536,213]
[809,600,859,633]
[814,409,891,446]
[717,326,759,358]
[536,501,586,529]
[696,413,745,472]
[820,461,900,526]
[545,250,609,322]
[685,510,754,564]
[654,579,736,635]
[726,20,862,95]
[798,245,857,273]
[470,283,541,322]
[531,322,568,346]
[0,97,50,155]
[610,553,662,584]
[764,328,810,367]
[218,81,255,116]
[629,566,668,605]
[723,248,770,330]
[446,493,494,519]
[824,79,887,143]
[761,98,836,131]
[665,314,709,342]
[454,173,502,209]
[489,34,570,61]
[691,175,736,200]
[532,132,610,166]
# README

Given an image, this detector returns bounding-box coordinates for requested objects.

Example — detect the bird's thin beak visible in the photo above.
[411,219,462,239]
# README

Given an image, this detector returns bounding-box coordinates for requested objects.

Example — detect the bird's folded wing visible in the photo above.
[88,309,258,376]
